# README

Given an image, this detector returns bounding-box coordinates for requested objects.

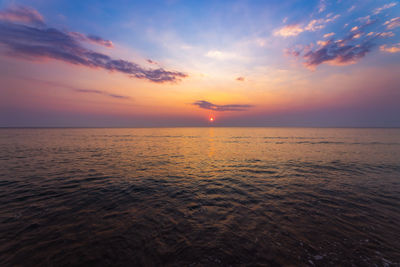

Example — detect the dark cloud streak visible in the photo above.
[23,78,131,100]
[69,32,113,48]
[304,40,372,67]
[193,100,253,112]
[0,6,187,83]
[74,89,130,99]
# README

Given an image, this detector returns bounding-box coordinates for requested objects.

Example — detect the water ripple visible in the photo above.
[0,128,399,266]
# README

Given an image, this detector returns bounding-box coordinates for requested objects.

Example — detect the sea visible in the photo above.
[0,128,399,266]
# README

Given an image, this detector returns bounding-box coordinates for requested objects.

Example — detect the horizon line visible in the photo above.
[1,126,400,129]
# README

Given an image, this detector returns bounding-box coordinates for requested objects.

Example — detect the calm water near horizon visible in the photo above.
[0,128,399,266]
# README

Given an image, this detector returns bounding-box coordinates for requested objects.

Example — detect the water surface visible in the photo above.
[0,128,399,266]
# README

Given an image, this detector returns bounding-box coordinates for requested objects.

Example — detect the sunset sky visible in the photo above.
[0,0,399,127]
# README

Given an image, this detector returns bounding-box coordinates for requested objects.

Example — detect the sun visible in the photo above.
[209,116,215,122]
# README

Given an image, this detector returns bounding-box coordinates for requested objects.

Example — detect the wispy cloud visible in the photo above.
[348,5,356,12]
[0,5,44,26]
[69,32,113,48]
[193,100,253,112]
[147,59,158,65]
[274,14,340,37]
[379,32,395,37]
[323,32,335,38]
[384,17,400,30]
[26,78,131,100]
[306,15,340,31]
[75,89,130,99]
[0,5,187,83]
[380,43,400,53]
[373,2,397,15]
[318,0,326,13]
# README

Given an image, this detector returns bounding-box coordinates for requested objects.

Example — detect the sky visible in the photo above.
[0,0,399,127]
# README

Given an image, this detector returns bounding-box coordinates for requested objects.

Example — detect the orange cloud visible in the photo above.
[380,44,400,53]
[351,26,359,32]
[274,24,304,37]
[317,40,329,46]
[323,32,335,38]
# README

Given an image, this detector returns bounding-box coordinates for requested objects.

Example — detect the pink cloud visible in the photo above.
[274,14,340,37]
[373,2,397,15]
[384,17,400,30]
[380,44,400,53]
[0,5,44,26]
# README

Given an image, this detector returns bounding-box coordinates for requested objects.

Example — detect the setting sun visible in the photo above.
[209,116,215,122]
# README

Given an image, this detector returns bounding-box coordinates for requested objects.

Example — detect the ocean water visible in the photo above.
[0,128,399,266]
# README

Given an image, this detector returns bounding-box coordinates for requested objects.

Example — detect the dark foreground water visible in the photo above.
[0,128,399,266]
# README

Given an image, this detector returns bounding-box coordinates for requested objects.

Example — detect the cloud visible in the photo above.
[274,14,340,37]
[317,40,329,46]
[274,24,304,37]
[281,3,399,69]
[348,5,356,12]
[26,78,131,100]
[384,17,400,30]
[301,22,378,68]
[380,43,400,53]
[86,35,113,48]
[357,15,373,25]
[193,100,253,112]
[69,32,113,48]
[147,59,158,65]
[0,5,187,83]
[75,89,130,99]
[303,40,372,67]
[305,19,326,31]
[318,0,326,13]
[0,5,44,26]
[373,3,397,15]
[379,32,395,37]
[323,32,335,38]
[285,48,301,57]
[351,26,359,32]
[284,15,399,68]
[236,77,245,81]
